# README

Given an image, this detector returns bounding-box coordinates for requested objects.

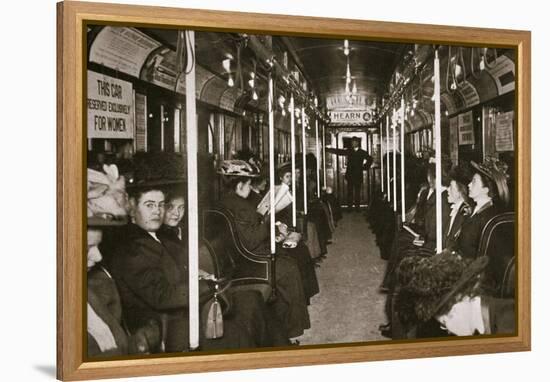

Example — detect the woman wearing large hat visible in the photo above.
[87,165,160,357]
[218,160,312,340]
[447,160,510,260]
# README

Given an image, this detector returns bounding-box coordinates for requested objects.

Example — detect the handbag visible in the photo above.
[201,280,232,339]
[203,291,224,339]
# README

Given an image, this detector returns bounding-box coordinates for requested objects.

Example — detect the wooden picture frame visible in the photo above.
[57,0,531,380]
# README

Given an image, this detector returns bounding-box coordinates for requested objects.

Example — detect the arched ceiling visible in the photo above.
[88,26,515,130]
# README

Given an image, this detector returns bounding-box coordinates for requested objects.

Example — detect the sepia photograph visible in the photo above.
[85,23,517,357]
[55,1,531,379]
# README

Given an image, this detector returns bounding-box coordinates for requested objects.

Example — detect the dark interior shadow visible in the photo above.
[34,365,56,379]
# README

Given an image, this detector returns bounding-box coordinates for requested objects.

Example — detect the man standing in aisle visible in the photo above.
[326,136,373,211]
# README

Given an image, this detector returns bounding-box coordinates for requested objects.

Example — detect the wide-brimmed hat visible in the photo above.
[87,164,128,227]
[277,161,292,176]
[396,253,488,323]
[126,152,186,192]
[449,164,472,186]
[470,160,510,206]
[217,159,260,177]
[428,256,489,319]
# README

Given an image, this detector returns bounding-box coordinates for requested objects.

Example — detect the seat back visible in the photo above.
[202,208,274,292]
[477,212,515,298]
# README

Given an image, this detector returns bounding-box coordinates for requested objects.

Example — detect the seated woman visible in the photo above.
[110,181,261,352]
[86,165,159,357]
[158,189,290,347]
[443,165,474,249]
[217,159,313,339]
[447,160,510,259]
[87,224,161,357]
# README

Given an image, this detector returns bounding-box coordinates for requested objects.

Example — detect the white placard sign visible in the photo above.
[495,111,514,152]
[458,111,475,145]
[87,71,134,139]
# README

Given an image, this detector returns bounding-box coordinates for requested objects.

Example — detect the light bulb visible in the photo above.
[455,64,462,78]
[282,109,286,116]
[445,110,449,116]
[411,109,415,117]
[479,59,485,71]
[252,90,258,101]
[344,48,349,56]
[222,58,231,72]
[248,79,254,88]
[451,81,457,90]
[227,75,234,87]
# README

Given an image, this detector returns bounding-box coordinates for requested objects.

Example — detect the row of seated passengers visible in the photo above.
[375,160,515,338]
[87,159,337,358]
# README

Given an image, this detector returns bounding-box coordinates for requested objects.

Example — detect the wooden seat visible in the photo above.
[477,212,515,298]
[201,208,276,301]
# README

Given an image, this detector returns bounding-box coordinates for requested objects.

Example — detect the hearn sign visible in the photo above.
[328,110,373,126]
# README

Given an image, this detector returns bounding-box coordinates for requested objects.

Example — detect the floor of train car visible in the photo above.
[299,210,386,345]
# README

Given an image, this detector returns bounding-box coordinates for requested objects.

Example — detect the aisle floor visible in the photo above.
[299,210,387,345]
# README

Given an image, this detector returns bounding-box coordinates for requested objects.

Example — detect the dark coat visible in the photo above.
[454,202,497,259]
[247,189,264,210]
[110,224,215,352]
[444,202,471,249]
[220,192,270,253]
[158,225,289,347]
[422,189,451,249]
[87,266,160,357]
[326,147,372,182]
[219,191,311,337]
[87,267,129,357]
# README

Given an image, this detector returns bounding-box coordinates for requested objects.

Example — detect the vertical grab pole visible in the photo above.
[290,95,297,228]
[302,107,308,215]
[315,99,320,198]
[400,96,406,222]
[322,121,327,189]
[393,109,397,212]
[434,49,443,253]
[380,122,384,193]
[386,114,390,202]
[268,75,276,255]
[185,30,199,351]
